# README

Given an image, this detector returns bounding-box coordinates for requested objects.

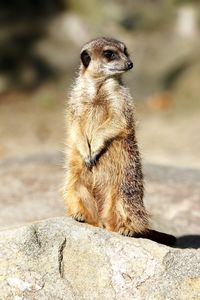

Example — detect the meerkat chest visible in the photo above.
[80,103,109,137]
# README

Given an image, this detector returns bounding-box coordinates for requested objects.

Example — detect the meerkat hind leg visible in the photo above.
[101,192,140,236]
[65,191,87,222]
[117,217,140,237]
[115,199,148,237]
[65,182,98,226]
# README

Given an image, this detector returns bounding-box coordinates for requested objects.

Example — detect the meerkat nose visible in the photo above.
[126,60,133,70]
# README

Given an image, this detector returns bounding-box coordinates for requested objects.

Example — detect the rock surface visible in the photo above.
[0,217,200,300]
[0,153,65,229]
[144,163,200,237]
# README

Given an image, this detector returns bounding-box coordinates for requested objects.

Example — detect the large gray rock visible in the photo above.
[0,217,200,300]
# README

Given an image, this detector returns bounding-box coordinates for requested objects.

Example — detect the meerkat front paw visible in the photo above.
[84,154,98,169]
[71,212,86,223]
[118,227,136,237]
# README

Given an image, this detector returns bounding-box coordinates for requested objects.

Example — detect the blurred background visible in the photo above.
[0,0,200,168]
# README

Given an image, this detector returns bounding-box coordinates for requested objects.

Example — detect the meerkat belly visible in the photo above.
[92,138,129,186]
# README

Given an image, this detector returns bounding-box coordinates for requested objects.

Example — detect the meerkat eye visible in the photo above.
[124,47,128,57]
[103,50,116,60]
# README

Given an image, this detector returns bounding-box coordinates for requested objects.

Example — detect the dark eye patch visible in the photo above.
[124,47,128,57]
[103,50,117,60]
[80,50,91,68]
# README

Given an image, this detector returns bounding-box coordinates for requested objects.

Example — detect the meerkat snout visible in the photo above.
[126,60,133,70]
[79,37,133,78]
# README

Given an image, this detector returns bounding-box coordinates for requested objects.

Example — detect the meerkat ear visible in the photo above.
[80,50,91,68]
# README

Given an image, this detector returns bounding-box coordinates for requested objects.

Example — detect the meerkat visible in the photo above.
[63,37,175,244]
[63,37,148,237]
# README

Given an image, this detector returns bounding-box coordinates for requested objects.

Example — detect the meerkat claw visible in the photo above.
[72,213,85,223]
[119,227,135,237]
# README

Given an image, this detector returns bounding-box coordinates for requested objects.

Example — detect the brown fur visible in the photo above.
[63,37,149,237]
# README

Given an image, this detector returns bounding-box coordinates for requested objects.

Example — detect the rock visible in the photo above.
[0,152,65,230]
[0,217,200,300]
[171,60,200,112]
[144,163,200,238]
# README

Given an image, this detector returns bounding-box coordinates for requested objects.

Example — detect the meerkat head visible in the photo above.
[79,37,133,79]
